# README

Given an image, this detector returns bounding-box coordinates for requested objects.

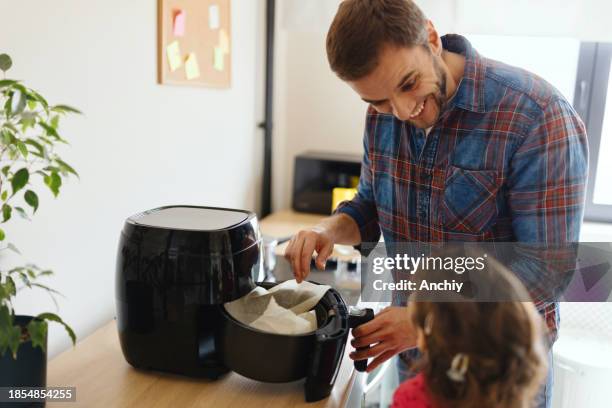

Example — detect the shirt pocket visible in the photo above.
[440,166,503,234]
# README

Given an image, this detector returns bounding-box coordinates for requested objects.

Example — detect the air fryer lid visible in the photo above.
[117,205,261,305]
[132,206,248,231]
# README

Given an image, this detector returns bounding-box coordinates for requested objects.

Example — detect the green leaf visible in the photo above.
[26,319,48,350]
[1,191,6,201]
[26,99,37,111]
[11,168,29,196]
[0,304,12,327]
[5,276,16,296]
[14,206,29,220]
[12,271,30,287]
[43,166,60,173]
[7,325,21,358]
[51,104,81,114]
[38,121,60,139]
[36,313,76,346]
[1,165,10,177]
[0,79,18,88]
[0,129,14,144]
[19,112,37,130]
[15,140,28,158]
[0,306,21,358]
[50,115,59,129]
[3,97,11,117]
[10,89,26,115]
[27,89,48,109]
[0,228,4,241]
[2,122,18,133]
[44,172,61,197]
[55,158,78,178]
[7,242,20,254]
[0,308,12,356]
[2,204,11,223]
[24,138,45,157]
[24,190,39,212]
[0,54,12,72]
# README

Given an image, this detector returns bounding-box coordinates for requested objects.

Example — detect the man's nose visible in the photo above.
[391,98,417,121]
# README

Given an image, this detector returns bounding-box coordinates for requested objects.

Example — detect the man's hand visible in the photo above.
[284,228,334,283]
[350,306,417,372]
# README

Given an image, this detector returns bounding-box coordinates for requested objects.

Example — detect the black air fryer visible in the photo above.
[116,206,372,402]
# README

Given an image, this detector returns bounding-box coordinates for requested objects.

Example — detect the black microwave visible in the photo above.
[292,151,361,214]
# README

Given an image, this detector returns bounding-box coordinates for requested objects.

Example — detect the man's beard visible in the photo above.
[432,57,448,114]
[417,56,448,129]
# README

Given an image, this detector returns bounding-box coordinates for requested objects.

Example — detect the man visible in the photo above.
[284,1,588,406]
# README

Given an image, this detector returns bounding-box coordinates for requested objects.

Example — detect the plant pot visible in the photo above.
[0,315,47,408]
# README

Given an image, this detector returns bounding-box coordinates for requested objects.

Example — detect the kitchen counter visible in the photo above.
[47,209,368,407]
[47,319,357,408]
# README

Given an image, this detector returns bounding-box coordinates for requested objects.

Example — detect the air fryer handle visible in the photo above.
[348,307,375,372]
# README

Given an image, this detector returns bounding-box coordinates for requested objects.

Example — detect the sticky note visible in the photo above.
[185,53,200,80]
[166,41,182,72]
[209,4,220,29]
[213,47,224,71]
[173,9,186,37]
[219,29,230,54]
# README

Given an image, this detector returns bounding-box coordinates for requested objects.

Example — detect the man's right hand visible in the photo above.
[284,228,335,283]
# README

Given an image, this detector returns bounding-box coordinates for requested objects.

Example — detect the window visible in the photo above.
[575,43,612,221]
[466,35,580,104]
[466,36,612,222]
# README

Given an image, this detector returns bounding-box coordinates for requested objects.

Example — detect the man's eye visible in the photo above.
[401,81,416,92]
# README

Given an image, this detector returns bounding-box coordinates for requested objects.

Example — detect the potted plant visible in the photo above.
[0,53,78,399]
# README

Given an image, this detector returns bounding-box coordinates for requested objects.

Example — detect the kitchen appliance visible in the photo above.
[293,151,361,214]
[115,205,373,402]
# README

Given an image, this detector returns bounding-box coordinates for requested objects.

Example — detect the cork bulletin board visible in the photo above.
[158,0,231,88]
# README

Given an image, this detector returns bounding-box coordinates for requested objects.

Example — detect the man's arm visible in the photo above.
[506,97,588,312]
[286,107,381,282]
[508,97,588,242]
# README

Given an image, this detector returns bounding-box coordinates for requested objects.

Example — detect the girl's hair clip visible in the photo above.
[446,353,469,382]
[424,313,434,336]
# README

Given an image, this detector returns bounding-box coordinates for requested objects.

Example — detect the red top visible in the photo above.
[392,373,438,408]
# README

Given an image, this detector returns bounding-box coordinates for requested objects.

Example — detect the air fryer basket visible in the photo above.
[218,282,344,383]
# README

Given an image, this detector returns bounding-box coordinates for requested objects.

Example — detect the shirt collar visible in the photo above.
[441,34,487,113]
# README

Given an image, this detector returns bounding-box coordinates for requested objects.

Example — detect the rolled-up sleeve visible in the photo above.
[335,108,381,246]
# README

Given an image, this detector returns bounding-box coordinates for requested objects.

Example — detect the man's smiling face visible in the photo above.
[348,44,448,129]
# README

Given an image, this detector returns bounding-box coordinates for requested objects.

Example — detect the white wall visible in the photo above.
[1,0,264,357]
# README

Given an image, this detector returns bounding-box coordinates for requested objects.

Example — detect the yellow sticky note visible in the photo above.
[219,29,230,54]
[213,47,224,71]
[166,41,182,72]
[331,188,357,212]
[185,53,200,80]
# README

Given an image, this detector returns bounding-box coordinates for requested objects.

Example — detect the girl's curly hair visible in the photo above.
[410,251,548,408]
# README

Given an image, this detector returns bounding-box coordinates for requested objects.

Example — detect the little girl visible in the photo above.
[392,255,548,408]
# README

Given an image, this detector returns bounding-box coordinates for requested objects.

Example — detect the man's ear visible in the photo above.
[425,20,442,56]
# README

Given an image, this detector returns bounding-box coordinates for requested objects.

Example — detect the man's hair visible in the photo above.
[326,0,429,81]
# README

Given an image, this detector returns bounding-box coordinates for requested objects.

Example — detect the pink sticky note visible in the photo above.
[173,10,186,37]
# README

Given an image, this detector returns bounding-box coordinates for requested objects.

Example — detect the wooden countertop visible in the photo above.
[48,320,357,408]
[47,209,361,408]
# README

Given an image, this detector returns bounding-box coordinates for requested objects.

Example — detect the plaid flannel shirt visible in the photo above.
[336,35,589,340]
